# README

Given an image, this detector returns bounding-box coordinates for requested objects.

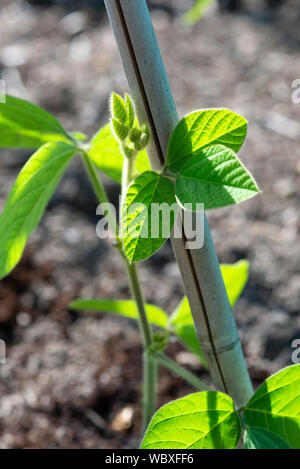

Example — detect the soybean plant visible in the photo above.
[0,92,299,449]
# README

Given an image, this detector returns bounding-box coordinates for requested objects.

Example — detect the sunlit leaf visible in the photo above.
[0,142,77,278]
[183,0,215,25]
[244,364,300,449]
[176,145,260,210]
[69,298,168,329]
[88,123,150,183]
[169,260,249,364]
[141,391,241,449]
[125,93,135,129]
[220,259,249,307]
[0,95,71,148]
[167,108,247,173]
[71,131,87,141]
[122,171,177,262]
[111,92,127,125]
[111,118,129,141]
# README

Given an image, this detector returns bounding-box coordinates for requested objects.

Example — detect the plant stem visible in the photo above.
[122,151,137,188]
[125,263,157,432]
[121,153,157,431]
[120,150,137,214]
[155,352,210,392]
[143,348,157,430]
[126,262,152,347]
[82,150,156,430]
[82,152,118,237]
[82,151,110,207]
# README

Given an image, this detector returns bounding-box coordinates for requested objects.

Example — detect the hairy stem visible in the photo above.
[126,262,152,347]
[122,151,137,187]
[82,150,156,430]
[82,152,118,237]
[121,153,157,431]
[154,352,210,392]
[82,152,108,202]
[120,150,137,213]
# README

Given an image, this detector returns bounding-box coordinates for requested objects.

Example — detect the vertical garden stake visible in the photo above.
[104,0,253,408]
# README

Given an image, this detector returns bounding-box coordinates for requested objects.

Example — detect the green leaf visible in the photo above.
[0,95,71,148]
[122,171,177,263]
[167,108,248,173]
[176,144,260,210]
[71,131,87,142]
[220,259,249,307]
[111,118,129,141]
[244,364,300,449]
[69,298,168,329]
[135,148,151,175]
[88,123,150,183]
[177,326,207,366]
[244,427,291,449]
[0,142,77,278]
[88,124,123,182]
[170,261,249,321]
[169,296,206,365]
[111,92,127,125]
[169,261,249,364]
[170,297,194,327]
[141,391,241,449]
[183,0,215,25]
[125,94,135,129]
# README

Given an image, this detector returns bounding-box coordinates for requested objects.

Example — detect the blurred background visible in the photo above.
[0,0,299,449]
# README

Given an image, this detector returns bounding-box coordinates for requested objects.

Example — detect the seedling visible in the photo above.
[0,90,299,449]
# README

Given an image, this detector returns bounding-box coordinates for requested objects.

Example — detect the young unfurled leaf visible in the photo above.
[128,123,151,152]
[244,427,291,449]
[139,124,150,148]
[0,142,77,278]
[0,95,71,148]
[122,142,135,159]
[88,123,150,183]
[167,108,247,173]
[69,298,168,329]
[111,92,128,125]
[122,171,177,263]
[111,117,129,141]
[169,260,249,364]
[125,93,135,129]
[141,391,241,449]
[183,0,215,25]
[176,144,260,210]
[129,127,141,143]
[244,364,300,449]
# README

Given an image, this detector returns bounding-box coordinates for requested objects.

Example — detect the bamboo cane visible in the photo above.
[104,0,253,408]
